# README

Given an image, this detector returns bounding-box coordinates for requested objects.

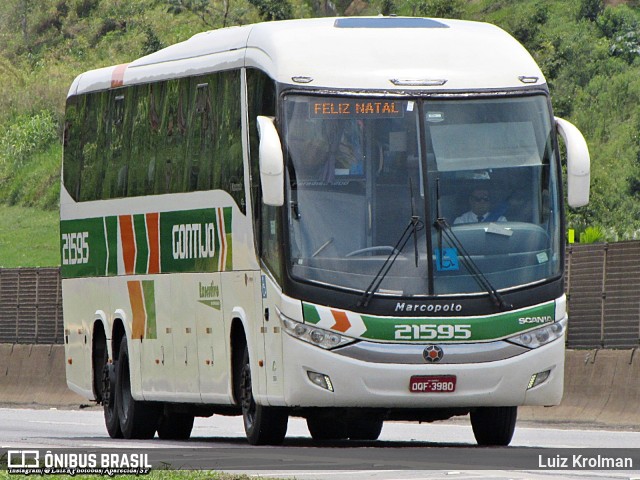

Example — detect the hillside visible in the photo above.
[1,0,640,267]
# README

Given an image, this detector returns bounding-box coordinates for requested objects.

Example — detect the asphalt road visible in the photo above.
[1,407,639,480]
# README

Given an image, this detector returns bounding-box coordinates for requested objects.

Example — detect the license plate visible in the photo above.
[409,375,456,393]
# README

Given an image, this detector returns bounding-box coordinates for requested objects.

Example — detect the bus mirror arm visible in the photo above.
[257,116,285,206]
[555,117,590,208]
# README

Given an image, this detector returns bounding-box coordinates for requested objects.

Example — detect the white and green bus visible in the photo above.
[61,16,590,446]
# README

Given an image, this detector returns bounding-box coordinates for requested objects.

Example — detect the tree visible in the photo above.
[248,0,292,21]
[167,0,249,28]
[578,0,604,22]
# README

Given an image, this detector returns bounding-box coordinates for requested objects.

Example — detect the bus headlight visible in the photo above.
[280,316,356,350]
[507,317,567,349]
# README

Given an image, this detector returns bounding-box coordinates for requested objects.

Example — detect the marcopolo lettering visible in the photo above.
[395,302,463,313]
[172,223,216,260]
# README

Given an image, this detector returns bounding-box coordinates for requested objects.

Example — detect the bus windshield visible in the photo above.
[284,94,560,297]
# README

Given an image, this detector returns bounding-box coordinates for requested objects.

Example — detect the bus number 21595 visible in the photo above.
[394,324,471,341]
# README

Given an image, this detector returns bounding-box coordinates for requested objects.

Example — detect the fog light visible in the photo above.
[307,371,334,392]
[527,369,551,389]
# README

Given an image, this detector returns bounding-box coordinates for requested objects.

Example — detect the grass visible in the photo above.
[0,205,59,267]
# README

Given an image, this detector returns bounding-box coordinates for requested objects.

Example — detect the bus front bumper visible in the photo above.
[280,333,564,408]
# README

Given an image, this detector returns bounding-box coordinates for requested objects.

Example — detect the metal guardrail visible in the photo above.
[0,242,639,348]
[0,268,62,344]
[566,241,640,349]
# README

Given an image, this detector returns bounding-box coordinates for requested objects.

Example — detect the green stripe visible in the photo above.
[302,301,556,343]
[105,216,118,275]
[134,214,149,274]
[60,217,107,278]
[303,303,321,325]
[360,302,555,342]
[61,206,233,278]
[142,280,157,339]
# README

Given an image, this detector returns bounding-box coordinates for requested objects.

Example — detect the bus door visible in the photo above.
[259,273,285,403]
[170,275,200,401]
[194,273,229,403]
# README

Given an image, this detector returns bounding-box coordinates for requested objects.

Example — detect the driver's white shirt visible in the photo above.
[453,211,506,224]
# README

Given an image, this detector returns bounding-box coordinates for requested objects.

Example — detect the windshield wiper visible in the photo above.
[357,216,423,308]
[433,217,512,311]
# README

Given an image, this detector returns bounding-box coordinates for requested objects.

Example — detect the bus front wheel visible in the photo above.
[115,336,160,439]
[470,406,517,446]
[237,346,288,445]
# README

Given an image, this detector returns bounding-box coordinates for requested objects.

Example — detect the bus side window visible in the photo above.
[192,80,212,191]
[214,71,244,211]
[102,92,127,199]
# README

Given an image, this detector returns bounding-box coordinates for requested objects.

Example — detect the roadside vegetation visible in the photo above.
[1,0,640,267]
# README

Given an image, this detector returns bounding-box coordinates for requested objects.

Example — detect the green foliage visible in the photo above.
[579,226,606,243]
[249,0,293,21]
[0,205,59,267]
[166,0,258,28]
[578,0,604,22]
[397,0,464,18]
[0,111,57,169]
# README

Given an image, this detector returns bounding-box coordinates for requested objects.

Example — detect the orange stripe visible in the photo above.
[128,281,146,340]
[119,215,136,275]
[111,63,129,88]
[146,212,160,274]
[330,309,351,333]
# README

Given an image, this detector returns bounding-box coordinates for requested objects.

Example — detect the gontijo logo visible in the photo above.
[60,207,233,278]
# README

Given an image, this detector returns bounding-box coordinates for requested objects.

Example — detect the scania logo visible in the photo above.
[423,345,444,363]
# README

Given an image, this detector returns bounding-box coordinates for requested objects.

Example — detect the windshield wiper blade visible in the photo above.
[434,217,512,311]
[357,216,423,308]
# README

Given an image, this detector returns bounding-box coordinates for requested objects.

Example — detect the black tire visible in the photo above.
[237,345,288,445]
[347,416,383,441]
[157,412,195,440]
[92,333,107,403]
[470,406,517,446]
[102,361,122,439]
[115,336,160,439]
[306,415,348,441]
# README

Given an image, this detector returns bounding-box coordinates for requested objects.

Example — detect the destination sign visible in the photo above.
[310,99,405,119]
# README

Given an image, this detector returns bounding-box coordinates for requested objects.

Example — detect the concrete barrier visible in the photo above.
[0,344,86,407]
[521,349,640,427]
[1,345,639,429]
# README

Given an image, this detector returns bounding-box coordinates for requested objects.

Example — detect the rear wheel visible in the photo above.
[102,359,122,439]
[115,336,160,439]
[237,345,288,445]
[157,412,195,440]
[470,406,517,446]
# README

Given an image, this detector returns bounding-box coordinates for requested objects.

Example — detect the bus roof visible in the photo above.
[68,17,546,97]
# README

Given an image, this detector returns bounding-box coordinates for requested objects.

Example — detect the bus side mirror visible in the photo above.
[556,117,590,208]
[257,116,284,207]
